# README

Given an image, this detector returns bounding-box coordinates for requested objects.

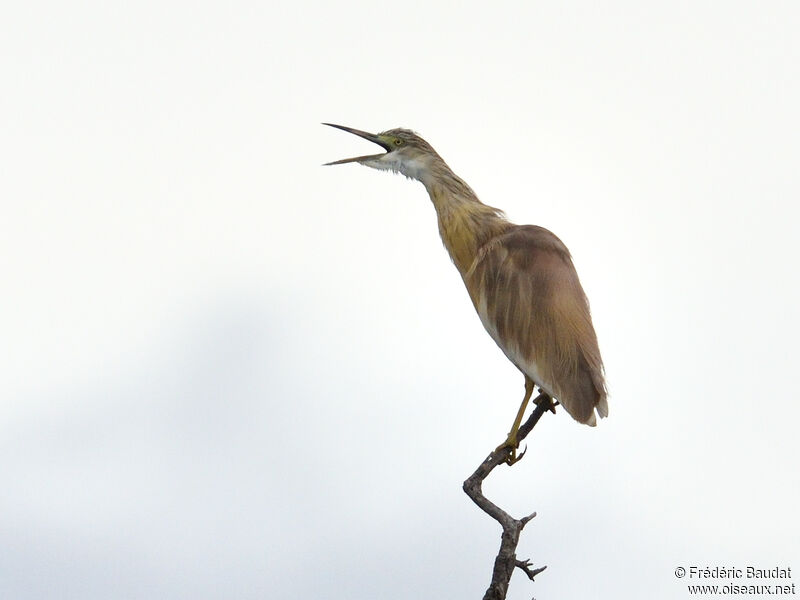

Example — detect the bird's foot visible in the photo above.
[495,434,527,466]
[534,394,559,414]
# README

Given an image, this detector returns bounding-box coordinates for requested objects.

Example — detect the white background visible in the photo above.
[2,2,798,598]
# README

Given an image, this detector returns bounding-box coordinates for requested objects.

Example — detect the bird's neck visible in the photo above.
[421,166,509,276]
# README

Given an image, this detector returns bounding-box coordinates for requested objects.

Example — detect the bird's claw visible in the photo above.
[507,443,527,465]
[534,394,558,414]
[495,436,527,465]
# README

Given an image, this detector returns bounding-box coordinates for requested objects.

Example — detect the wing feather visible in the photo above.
[465,225,607,425]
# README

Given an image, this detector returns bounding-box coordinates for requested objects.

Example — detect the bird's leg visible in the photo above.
[496,377,535,464]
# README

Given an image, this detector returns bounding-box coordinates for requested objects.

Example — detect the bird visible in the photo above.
[323,123,607,462]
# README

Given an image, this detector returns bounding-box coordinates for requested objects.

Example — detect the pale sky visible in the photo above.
[2,2,799,599]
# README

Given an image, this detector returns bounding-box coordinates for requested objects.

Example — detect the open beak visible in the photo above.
[323,123,393,165]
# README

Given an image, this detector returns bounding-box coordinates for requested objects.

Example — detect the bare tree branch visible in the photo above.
[515,559,547,581]
[462,393,553,600]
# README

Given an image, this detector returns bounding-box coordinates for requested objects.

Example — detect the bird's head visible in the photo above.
[323,123,441,182]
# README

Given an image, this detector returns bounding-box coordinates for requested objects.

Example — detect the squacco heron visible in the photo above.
[324,124,607,462]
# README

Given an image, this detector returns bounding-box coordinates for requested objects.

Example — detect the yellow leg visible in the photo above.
[496,377,534,463]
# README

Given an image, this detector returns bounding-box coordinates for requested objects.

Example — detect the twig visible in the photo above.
[462,393,552,600]
[515,559,547,581]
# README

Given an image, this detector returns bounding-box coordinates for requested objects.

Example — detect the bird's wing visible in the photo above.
[465,225,607,425]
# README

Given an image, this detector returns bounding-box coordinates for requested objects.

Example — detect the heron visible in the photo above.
[324,124,607,463]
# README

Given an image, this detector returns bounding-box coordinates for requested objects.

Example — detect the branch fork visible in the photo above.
[462,394,553,600]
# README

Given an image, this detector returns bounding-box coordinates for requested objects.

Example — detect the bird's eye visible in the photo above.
[394,139,403,146]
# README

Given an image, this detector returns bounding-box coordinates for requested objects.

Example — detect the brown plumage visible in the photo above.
[324,124,607,452]
[466,225,607,425]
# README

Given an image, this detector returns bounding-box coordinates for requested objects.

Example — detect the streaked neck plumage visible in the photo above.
[398,154,510,277]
